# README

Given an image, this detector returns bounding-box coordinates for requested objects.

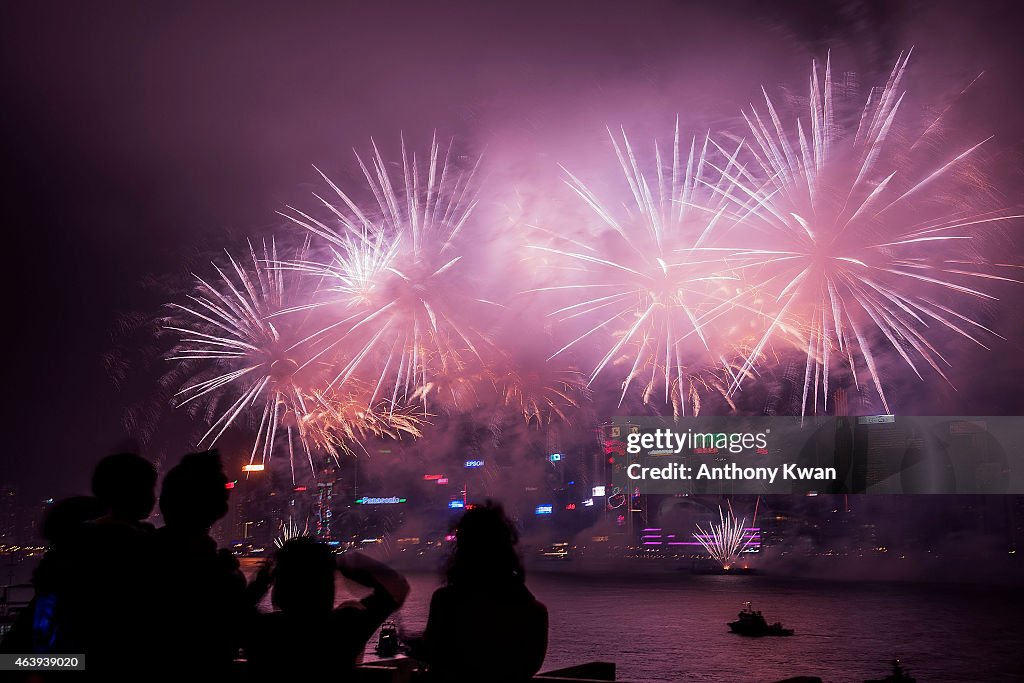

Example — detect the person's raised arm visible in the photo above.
[244,556,275,607]
[337,552,410,608]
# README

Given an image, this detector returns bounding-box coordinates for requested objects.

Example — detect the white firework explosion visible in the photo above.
[278,135,496,408]
[712,53,1021,413]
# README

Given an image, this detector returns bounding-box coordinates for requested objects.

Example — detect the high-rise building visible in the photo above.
[0,485,17,544]
[314,480,335,541]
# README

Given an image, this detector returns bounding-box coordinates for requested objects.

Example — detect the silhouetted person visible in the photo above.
[244,540,409,680]
[0,496,104,657]
[90,452,158,531]
[3,454,158,679]
[151,451,246,679]
[74,453,158,677]
[415,502,548,683]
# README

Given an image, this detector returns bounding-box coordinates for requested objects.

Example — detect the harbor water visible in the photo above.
[357,571,1021,682]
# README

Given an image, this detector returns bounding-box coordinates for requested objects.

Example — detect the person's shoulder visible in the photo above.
[329,600,388,635]
[521,584,543,602]
[429,584,458,606]
[333,599,367,614]
[513,584,547,615]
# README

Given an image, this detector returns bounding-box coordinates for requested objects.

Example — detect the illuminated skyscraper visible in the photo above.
[315,480,335,541]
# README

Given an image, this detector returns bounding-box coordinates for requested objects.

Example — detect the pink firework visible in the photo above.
[710,53,1021,413]
[278,136,496,408]
[528,123,761,415]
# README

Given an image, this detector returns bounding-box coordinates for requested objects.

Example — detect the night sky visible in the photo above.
[3,0,1024,499]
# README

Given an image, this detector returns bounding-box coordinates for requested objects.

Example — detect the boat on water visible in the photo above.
[374,620,400,658]
[728,602,794,637]
[864,659,916,683]
[691,565,756,575]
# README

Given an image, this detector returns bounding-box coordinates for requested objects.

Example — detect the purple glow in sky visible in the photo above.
[4,0,1024,496]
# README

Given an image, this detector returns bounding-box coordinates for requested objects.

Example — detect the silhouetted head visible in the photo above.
[159,451,230,532]
[272,537,336,613]
[91,453,157,522]
[41,496,105,546]
[446,501,524,590]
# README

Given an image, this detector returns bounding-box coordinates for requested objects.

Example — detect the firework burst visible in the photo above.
[714,53,1021,413]
[164,239,325,479]
[529,123,759,415]
[155,54,1022,466]
[279,136,496,408]
[164,241,420,480]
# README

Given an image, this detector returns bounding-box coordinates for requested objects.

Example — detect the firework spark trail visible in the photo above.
[693,504,755,570]
[529,122,765,415]
[491,359,591,426]
[278,135,497,409]
[711,53,1022,414]
[295,382,424,458]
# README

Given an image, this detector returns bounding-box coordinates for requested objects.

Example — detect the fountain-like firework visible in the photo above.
[693,505,755,570]
[273,516,309,549]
